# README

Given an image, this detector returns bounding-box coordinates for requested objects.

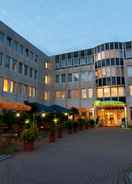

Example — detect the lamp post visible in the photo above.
[124,106,128,128]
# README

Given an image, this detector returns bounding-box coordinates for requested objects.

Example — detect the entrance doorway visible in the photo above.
[96,108,125,127]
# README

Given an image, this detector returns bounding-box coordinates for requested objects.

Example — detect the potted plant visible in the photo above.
[64,120,73,134]
[21,126,39,151]
[48,122,56,143]
[79,119,85,130]
[88,119,96,128]
[85,120,89,129]
[73,120,78,133]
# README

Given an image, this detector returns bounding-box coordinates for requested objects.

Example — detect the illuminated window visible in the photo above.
[44,91,48,101]
[118,87,125,96]
[111,87,118,97]
[81,89,87,99]
[104,87,110,97]
[3,79,9,92]
[28,87,32,97]
[44,75,48,84]
[88,88,93,98]
[10,81,14,93]
[56,91,65,99]
[71,89,80,98]
[129,85,132,96]
[45,62,48,69]
[32,88,36,97]
[97,88,103,98]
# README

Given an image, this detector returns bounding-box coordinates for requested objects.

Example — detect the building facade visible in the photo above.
[0,21,53,107]
[52,42,132,126]
[1,21,132,126]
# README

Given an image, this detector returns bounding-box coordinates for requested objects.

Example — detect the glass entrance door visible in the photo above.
[97,108,124,127]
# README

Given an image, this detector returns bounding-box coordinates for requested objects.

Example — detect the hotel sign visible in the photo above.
[93,100,126,107]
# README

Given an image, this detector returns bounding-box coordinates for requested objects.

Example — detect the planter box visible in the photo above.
[24,142,34,152]
[57,129,63,138]
[48,132,56,143]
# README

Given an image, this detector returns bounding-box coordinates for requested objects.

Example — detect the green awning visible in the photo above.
[93,100,126,107]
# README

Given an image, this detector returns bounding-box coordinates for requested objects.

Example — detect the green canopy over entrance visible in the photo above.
[93,100,126,107]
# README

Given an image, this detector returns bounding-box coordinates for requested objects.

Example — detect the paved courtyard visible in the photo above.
[0,128,132,184]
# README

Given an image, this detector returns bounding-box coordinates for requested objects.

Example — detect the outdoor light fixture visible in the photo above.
[41,113,46,118]
[64,112,68,116]
[16,112,20,117]
[25,119,30,124]
[53,118,58,124]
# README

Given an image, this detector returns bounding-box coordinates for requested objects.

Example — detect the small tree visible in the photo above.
[69,107,80,120]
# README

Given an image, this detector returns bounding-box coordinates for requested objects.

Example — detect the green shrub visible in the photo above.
[64,120,73,129]
[21,126,39,143]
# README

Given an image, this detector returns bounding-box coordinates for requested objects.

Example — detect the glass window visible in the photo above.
[88,88,93,98]
[7,36,12,47]
[29,68,33,78]
[56,75,60,83]
[0,53,3,65]
[80,71,88,81]
[111,87,118,97]
[129,85,132,96]
[3,79,9,92]
[81,89,87,99]
[44,91,48,101]
[61,74,66,83]
[5,55,11,69]
[13,41,18,52]
[68,73,72,82]
[56,91,65,99]
[71,89,80,98]
[67,89,71,98]
[44,62,48,69]
[18,62,23,74]
[12,58,17,71]
[104,87,110,97]
[44,75,48,84]
[0,32,4,43]
[34,70,38,80]
[118,87,125,96]
[3,79,14,93]
[24,65,28,76]
[73,73,79,82]
[127,67,132,77]
[97,88,103,98]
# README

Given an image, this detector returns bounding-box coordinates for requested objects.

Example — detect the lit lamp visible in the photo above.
[25,119,30,124]
[16,112,20,118]
[64,112,68,116]
[41,113,46,118]
[53,118,58,124]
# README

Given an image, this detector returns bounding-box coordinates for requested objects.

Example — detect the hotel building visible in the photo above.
[1,21,132,126]
[52,42,132,126]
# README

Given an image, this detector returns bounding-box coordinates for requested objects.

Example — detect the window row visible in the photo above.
[0,31,39,62]
[55,49,92,61]
[55,56,93,69]
[96,77,125,86]
[95,42,123,53]
[96,86,125,98]
[3,79,36,97]
[94,50,124,61]
[55,88,94,99]
[95,58,123,68]
[0,53,38,79]
[56,71,94,83]
[96,67,124,79]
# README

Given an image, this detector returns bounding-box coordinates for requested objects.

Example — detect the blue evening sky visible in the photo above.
[0,0,132,55]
